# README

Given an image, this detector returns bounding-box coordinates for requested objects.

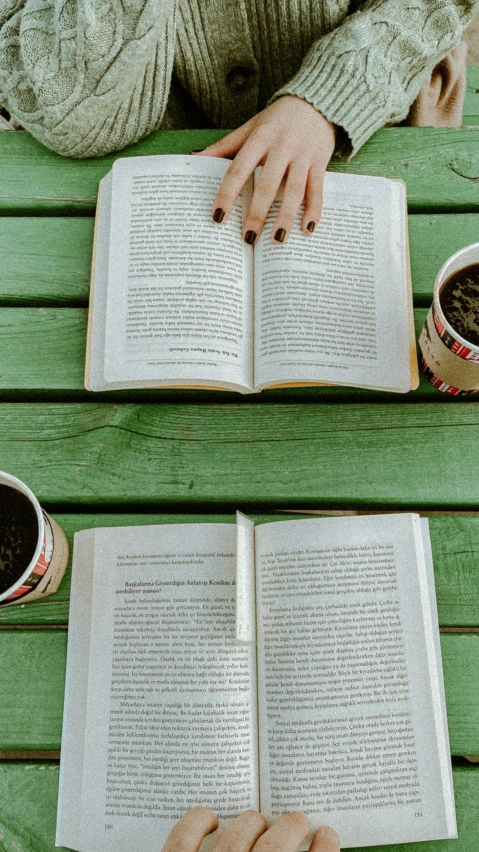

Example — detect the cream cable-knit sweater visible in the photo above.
[0,0,477,158]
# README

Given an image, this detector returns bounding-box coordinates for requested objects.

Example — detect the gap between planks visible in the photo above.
[0,624,477,632]
[279,510,479,516]
[1,753,478,763]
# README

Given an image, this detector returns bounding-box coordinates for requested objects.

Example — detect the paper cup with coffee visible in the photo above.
[419,243,479,395]
[0,472,68,606]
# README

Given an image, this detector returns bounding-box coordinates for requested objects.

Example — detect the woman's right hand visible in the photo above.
[162,807,340,852]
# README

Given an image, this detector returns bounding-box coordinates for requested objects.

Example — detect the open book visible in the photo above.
[86,156,419,393]
[57,513,455,851]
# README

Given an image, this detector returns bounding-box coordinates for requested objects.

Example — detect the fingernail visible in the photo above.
[190,148,204,154]
[213,208,225,223]
[245,230,257,245]
[306,221,316,233]
[274,228,286,243]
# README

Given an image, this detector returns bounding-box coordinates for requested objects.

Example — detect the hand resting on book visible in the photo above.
[162,807,340,852]
[192,96,337,245]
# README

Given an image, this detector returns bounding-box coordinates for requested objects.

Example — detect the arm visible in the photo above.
[200,0,477,242]
[0,0,176,158]
[269,0,479,157]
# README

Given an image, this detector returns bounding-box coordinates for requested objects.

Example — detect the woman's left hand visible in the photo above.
[193,95,337,244]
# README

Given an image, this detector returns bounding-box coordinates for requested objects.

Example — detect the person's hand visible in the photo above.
[193,96,337,245]
[162,806,340,852]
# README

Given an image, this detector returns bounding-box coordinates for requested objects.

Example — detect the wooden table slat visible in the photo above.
[0,307,473,400]
[1,214,478,308]
[1,514,478,627]
[0,403,479,509]
[0,631,476,753]
[0,126,477,214]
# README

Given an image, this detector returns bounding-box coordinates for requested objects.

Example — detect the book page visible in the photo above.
[253,173,412,392]
[255,515,455,848]
[57,524,259,852]
[100,155,254,391]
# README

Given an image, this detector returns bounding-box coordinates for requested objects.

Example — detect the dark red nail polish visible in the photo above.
[245,230,257,245]
[274,228,286,243]
[307,221,316,233]
[213,208,225,223]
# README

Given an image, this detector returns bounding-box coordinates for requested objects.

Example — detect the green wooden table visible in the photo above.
[1,69,479,851]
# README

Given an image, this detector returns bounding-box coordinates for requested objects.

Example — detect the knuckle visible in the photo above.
[240,810,269,831]
[251,182,274,204]
[223,163,247,189]
[164,840,189,852]
[314,826,340,848]
[214,188,242,212]
[186,806,215,820]
[257,839,283,852]
[245,212,266,229]
[279,198,303,220]
[251,123,273,143]
[284,811,311,832]
[286,179,305,198]
[225,161,244,181]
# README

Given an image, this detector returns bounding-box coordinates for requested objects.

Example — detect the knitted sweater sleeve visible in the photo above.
[269,0,479,157]
[0,0,176,157]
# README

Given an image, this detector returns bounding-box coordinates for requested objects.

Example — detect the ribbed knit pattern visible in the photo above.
[0,0,477,157]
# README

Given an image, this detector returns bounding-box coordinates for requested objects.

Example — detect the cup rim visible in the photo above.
[433,242,479,354]
[0,471,45,603]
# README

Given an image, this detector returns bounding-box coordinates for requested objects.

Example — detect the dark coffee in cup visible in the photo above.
[0,471,69,606]
[0,484,39,595]
[419,243,479,395]
[439,263,479,347]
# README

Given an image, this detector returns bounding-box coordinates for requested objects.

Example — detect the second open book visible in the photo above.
[57,513,455,851]
[86,156,418,393]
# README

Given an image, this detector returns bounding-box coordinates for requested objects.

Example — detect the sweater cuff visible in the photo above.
[268,49,408,159]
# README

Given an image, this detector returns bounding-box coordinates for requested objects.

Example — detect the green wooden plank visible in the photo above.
[0,631,67,750]
[0,306,472,400]
[442,635,479,756]
[0,402,478,509]
[0,218,93,306]
[464,66,479,124]
[0,214,477,308]
[0,763,67,852]
[0,127,477,214]
[409,214,479,304]
[0,308,85,391]
[0,764,476,852]
[428,516,479,627]
[1,514,478,627]
[0,631,476,752]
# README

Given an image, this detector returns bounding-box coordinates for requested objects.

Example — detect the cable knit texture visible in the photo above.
[0,0,477,157]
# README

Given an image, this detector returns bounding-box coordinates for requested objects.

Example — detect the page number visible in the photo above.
[105,824,114,830]
[414,812,423,818]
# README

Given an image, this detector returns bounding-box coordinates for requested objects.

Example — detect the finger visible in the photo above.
[271,162,309,243]
[211,131,270,228]
[301,161,327,235]
[212,810,268,852]
[255,812,310,852]
[309,826,341,852]
[162,807,219,852]
[195,119,256,159]
[242,153,289,242]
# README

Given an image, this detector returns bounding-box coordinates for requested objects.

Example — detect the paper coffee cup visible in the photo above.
[0,472,69,606]
[419,243,479,395]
